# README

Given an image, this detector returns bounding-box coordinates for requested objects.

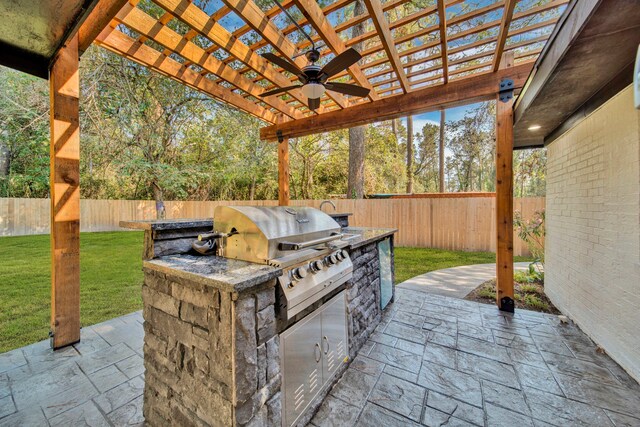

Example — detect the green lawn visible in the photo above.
[0,232,144,353]
[393,247,533,284]
[0,232,531,353]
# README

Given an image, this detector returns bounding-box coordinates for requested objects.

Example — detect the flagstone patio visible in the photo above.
[1,288,639,427]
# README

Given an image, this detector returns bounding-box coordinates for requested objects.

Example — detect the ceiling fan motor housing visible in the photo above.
[305,48,321,64]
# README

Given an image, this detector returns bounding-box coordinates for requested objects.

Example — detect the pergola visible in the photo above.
[0,0,568,348]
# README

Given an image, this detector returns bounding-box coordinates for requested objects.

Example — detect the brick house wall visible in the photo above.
[545,85,640,381]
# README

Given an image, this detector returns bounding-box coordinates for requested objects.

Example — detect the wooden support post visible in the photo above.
[495,52,515,312]
[278,134,290,206]
[49,34,81,348]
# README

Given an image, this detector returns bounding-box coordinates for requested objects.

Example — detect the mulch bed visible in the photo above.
[465,278,561,314]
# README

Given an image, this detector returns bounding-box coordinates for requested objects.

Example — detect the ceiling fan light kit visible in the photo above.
[301,82,326,99]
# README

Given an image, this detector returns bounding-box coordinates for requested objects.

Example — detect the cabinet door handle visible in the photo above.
[323,336,330,354]
[314,343,321,363]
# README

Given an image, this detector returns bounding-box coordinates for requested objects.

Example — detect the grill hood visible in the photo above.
[213,206,341,263]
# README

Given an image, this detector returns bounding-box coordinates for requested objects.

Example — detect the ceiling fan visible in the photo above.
[258,1,370,110]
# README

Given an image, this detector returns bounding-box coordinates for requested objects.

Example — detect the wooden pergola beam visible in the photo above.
[96,28,279,123]
[78,0,130,53]
[114,4,303,120]
[261,62,533,140]
[50,34,81,349]
[363,0,410,93]
[278,137,290,206]
[219,0,349,108]
[495,52,515,311]
[492,0,517,72]
[436,0,449,83]
[293,0,379,101]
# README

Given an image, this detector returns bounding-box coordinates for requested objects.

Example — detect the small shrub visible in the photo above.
[523,294,549,311]
[519,284,541,294]
[514,210,545,273]
[477,286,496,300]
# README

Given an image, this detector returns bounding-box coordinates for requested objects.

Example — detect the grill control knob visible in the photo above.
[325,254,337,265]
[309,260,323,273]
[292,266,308,281]
[335,250,347,261]
[339,250,349,260]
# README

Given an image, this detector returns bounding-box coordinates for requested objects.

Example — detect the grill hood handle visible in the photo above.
[279,233,343,251]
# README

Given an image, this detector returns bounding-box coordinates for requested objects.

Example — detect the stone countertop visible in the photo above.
[144,254,282,293]
[341,227,397,249]
[119,218,213,231]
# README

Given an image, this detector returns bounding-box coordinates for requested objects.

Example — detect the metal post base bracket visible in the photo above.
[500,296,515,313]
[498,78,514,103]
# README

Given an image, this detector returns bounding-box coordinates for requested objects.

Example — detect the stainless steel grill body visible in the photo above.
[212,206,353,320]
[214,206,341,263]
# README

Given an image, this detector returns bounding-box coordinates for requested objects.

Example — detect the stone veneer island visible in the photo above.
[121,215,396,427]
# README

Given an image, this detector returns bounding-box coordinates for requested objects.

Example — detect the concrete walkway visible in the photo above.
[397,263,531,298]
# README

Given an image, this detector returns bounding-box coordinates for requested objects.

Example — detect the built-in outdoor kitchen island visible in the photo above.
[122,207,396,427]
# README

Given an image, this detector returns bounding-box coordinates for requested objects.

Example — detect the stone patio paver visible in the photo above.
[0,313,144,427]
[1,287,640,426]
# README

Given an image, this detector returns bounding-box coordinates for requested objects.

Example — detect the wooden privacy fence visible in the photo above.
[0,196,545,256]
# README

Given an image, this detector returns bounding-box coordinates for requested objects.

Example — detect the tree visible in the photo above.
[81,47,219,217]
[439,109,445,192]
[446,102,496,192]
[406,116,414,193]
[413,122,439,192]
[347,0,366,199]
[0,67,50,198]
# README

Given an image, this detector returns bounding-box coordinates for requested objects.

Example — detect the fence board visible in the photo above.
[0,197,544,256]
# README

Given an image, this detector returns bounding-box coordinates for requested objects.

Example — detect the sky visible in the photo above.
[399,101,482,131]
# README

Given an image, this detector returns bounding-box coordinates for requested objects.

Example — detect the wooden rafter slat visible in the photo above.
[95,27,278,123]
[438,0,449,83]
[236,0,563,83]
[344,0,565,59]
[492,0,517,71]
[293,0,379,101]
[263,0,408,54]
[219,0,349,108]
[152,0,323,113]
[294,7,562,95]
[115,4,303,119]
[363,0,410,93]
[436,0,449,82]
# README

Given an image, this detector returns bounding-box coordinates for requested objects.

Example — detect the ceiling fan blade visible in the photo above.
[320,48,362,78]
[325,82,370,98]
[308,97,320,111]
[262,52,304,77]
[260,85,302,97]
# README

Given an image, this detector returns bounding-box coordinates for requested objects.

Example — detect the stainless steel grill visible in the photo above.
[210,206,353,319]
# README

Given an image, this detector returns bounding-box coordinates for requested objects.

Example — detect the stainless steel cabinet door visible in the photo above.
[320,292,348,381]
[281,309,323,427]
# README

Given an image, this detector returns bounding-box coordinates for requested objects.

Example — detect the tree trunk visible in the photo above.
[249,175,256,200]
[347,0,366,199]
[0,141,9,178]
[439,109,445,192]
[406,116,413,194]
[152,183,166,219]
[347,127,365,198]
